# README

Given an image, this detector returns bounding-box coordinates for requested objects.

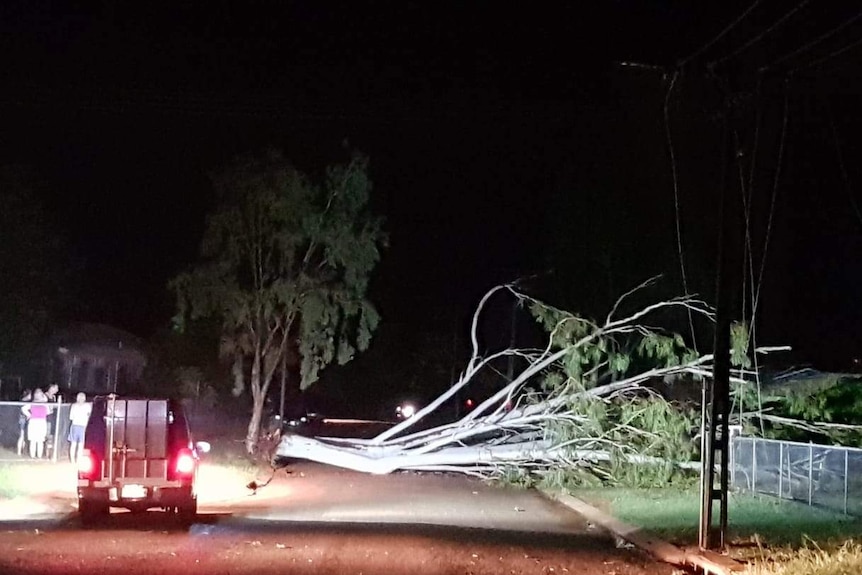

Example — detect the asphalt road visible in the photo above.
[0,461,675,575]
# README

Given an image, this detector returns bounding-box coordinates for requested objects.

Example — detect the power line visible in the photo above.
[662,69,699,350]
[760,7,862,72]
[735,77,763,349]
[786,35,862,76]
[710,0,813,68]
[751,80,789,326]
[826,99,862,232]
[678,0,763,67]
[734,75,767,437]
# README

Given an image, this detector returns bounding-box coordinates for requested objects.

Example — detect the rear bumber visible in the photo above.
[78,480,194,510]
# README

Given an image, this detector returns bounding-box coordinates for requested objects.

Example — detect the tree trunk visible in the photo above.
[246,393,265,454]
[246,352,265,454]
[275,434,703,475]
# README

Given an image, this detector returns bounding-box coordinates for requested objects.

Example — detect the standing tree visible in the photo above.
[171,150,386,453]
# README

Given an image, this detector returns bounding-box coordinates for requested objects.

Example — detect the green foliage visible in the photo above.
[607,398,696,487]
[170,149,386,444]
[538,465,604,490]
[609,352,631,374]
[782,378,862,445]
[139,317,230,400]
[528,301,594,349]
[636,332,692,368]
[495,465,536,489]
[536,389,696,488]
[731,320,752,369]
[783,381,862,423]
[513,295,702,489]
[734,374,862,445]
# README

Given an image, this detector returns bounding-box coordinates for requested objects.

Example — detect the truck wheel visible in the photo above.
[176,498,197,526]
[79,499,109,525]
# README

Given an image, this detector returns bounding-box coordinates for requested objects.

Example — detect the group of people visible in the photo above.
[17,385,92,462]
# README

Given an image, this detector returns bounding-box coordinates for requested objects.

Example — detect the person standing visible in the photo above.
[44,383,60,445]
[22,388,51,459]
[44,384,59,402]
[17,389,32,457]
[67,392,92,463]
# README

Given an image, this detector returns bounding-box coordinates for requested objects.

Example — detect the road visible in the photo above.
[0,461,675,575]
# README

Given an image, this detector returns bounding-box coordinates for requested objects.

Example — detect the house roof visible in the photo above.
[51,323,146,364]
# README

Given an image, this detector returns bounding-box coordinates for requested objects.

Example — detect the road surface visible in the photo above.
[0,461,675,574]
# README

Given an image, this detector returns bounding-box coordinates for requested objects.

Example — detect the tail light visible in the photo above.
[77,449,98,480]
[174,448,196,476]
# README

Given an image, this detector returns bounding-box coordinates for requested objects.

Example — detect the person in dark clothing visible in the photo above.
[17,389,32,456]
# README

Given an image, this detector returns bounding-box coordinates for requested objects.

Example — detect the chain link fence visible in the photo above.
[732,435,862,516]
[0,400,72,462]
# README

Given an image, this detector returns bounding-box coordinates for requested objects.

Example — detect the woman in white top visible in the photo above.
[68,392,92,463]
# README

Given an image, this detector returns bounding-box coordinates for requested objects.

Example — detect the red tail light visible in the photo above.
[77,449,98,479]
[175,448,196,476]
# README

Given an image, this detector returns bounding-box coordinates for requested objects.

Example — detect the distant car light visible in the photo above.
[399,403,416,418]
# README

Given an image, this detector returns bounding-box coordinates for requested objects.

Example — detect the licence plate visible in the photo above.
[121,484,147,499]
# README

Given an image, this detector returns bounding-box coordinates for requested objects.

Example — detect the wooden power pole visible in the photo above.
[699,100,741,550]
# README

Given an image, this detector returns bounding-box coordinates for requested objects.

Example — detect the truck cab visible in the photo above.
[76,395,200,524]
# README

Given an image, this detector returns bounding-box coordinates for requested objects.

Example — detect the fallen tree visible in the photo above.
[275,279,787,485]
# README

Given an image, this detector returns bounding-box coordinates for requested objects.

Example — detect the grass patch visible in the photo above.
[0,464,31,498]
[574,486,862,574]
[574,486,862,549]
[0,447,59,499]
[744,541,862,574]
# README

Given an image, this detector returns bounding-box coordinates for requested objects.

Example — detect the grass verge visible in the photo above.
[0,462,30,498]
[575,487,862,548]
[0,447,68,499]
[574,486,862,574]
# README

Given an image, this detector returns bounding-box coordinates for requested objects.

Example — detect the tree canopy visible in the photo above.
[171,150,386,451]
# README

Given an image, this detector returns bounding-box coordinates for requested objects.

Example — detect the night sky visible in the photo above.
[2,2,862,382]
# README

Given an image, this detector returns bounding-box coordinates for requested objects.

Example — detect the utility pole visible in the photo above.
[699,97,741,551]
[618,59,742,549]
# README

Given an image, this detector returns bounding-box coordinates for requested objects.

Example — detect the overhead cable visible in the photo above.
[710,0,813,68]
[662,70,699,350]
[786,35,862,76]
[678,0,763,67]
[826,99,862,232]
[760,7,862,72]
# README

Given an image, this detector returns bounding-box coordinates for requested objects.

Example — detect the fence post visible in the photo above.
[51,397,62,463]
[752,438,757,492]
[808,442,813,506]
[778,441,783,499]
[845,449,849,515]
[728,425,742,489]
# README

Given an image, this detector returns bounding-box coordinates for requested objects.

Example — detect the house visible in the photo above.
[49,323,147,395]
